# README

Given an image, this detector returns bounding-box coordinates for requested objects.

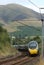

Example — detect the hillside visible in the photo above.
[0,4,42,37]
[0,4,40,22]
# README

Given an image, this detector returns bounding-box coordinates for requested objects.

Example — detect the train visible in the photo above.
[12,41,39,55]
[28,41,39,55]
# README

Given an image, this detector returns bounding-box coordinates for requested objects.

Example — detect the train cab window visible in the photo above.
[29,42,37,49]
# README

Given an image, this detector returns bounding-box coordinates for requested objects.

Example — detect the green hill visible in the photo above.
[0,4,40,22]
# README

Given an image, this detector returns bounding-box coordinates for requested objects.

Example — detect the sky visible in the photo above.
[0,0,44,13]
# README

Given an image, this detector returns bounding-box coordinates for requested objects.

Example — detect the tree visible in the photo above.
[31,36,41,44]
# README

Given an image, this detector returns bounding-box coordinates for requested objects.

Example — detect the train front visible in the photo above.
[28,41,39,55]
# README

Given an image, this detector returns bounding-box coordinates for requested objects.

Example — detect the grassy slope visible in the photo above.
[2,20,42,37]
[0,47,18,57]
[3,20,42,31]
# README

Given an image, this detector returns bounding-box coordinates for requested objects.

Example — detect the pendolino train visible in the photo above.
[13,41,39,55]
[28,41,39,55]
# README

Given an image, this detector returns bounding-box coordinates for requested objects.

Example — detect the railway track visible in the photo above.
[0,54,40,65]
[13,56,40,65]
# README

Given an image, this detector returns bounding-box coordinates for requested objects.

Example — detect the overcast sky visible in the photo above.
[0,0,44,13]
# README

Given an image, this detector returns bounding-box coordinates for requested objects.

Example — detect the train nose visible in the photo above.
[29,49,38,54]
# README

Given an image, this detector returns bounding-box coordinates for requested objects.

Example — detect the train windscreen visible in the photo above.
[29,42,37,49]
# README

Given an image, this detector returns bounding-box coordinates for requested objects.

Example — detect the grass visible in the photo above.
[1,20,42,32]
[0,43,18,56]
[37,57,44,65]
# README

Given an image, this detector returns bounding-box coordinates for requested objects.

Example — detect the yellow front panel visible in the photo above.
[29,49,38,54]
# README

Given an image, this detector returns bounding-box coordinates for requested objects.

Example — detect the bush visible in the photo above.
[30,36,41,44]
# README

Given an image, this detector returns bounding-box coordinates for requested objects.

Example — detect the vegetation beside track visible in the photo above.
[0,26,18,57]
